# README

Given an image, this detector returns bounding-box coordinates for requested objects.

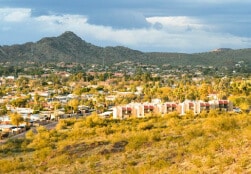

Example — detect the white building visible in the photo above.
[112,99,233,119]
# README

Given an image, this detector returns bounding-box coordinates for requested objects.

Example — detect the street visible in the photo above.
[0,121,58,144]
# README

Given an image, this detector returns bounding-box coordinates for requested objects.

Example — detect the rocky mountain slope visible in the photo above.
[0,31,250,68]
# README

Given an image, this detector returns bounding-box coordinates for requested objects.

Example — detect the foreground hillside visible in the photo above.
[0,31,251,68]
[0,112,251,173]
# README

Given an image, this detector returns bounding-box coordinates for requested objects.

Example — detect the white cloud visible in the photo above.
[146,16,211,31]
[0,7,251,53]
[0,8,31,22]
[81,22,251,52]
[147,16,198,27]
[35,14,88,33]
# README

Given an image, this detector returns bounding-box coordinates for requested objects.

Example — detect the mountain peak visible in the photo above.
[60,31,77,37]
[58,31,83,42]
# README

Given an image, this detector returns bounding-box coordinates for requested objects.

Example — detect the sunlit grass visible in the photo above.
[0,112,250,173]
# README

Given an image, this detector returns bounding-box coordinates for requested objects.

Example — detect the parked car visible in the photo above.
[233,108,242,113]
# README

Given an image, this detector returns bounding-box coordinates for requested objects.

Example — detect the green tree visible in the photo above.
[68,99,79,113]
[0,104,7,116]
[52,101,61,110]
[11,97,28,107]
[199,83,211,101]
[10,112,24,127]
[34,93,40,105]
[16,77,29,87]
[73,85,83,96]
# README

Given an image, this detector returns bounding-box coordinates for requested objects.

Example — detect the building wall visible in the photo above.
[112,100,233,119]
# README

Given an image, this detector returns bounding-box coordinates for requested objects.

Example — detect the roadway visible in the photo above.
[0,121,58,144]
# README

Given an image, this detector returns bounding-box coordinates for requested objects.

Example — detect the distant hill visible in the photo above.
[0,31,250,68]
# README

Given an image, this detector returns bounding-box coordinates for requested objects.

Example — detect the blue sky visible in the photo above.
[0,0,251,53]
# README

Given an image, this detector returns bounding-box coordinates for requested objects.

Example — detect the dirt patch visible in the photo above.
[100,140,128,154]
[63,141,110,156]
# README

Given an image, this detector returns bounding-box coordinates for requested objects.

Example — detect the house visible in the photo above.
[10,107,34,114]
[175,100,197,115]
[196,101,210,113]
[209,100,233,111]
[55,95,68,103]
[105,95,116,101]
[50,110,65,120]
[29,114,42,121]
[0,124,16,133]
[164,102,178,113]
[6,76,15,80]
[0,116,11,124]
[113,105,132,119]
[144,104,154,114]
[99,111,113,118]
[113,103,145,119]
[153,102,178,115]
[113,99,234,119]
[0,123,27,135]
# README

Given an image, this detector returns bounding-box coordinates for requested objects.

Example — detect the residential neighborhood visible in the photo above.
[0,62,249,140]
[1,1,251,171]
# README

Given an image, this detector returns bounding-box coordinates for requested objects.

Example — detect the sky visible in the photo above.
[0,0,251,53]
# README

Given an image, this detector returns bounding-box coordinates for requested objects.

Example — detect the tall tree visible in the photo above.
[68,99,79,113]
[10,112,24,127]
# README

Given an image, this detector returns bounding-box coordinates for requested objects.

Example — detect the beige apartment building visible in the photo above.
[113,100,233,119]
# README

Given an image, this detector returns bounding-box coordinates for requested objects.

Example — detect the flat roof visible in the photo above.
[0,124,16,129]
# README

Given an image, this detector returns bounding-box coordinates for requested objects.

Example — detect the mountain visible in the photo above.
[211,48,233,52]
[0,31,103,64]
[0,31,250,68]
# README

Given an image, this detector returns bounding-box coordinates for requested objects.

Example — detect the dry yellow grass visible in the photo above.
[0,112,251,173]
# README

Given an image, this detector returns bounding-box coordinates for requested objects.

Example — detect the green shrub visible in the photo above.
[56,120,68,130]
[126,133,149,150]
[208,109,219,117]
[73,121,85,129]
[184,110,195,119]
[151,159,170,169]
[186,126,205,139]
[216,117,239,131]
[49,154,71,166]
[150,131,161,142]
[198,110,208,118]
[34,147,53,161]
[164,111,180,119]
[188,137,209,154]
[84,115,105,128]
[0,158,29,173]
[25,129,35,140]
[138,122,154,130]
